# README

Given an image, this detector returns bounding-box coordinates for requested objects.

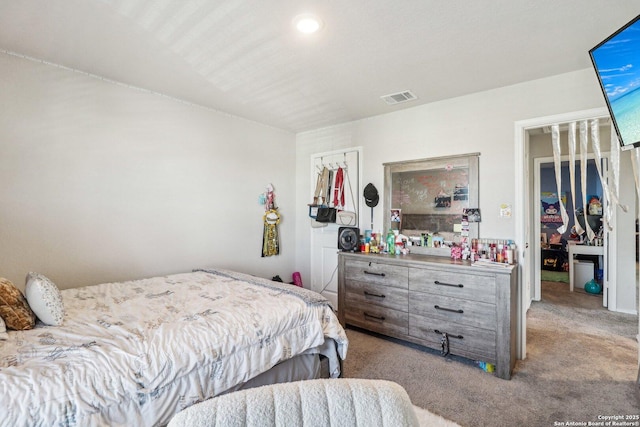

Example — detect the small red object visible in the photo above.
[292,272,303,287]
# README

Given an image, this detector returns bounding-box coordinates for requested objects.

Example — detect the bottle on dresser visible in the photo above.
[472,239,517,264]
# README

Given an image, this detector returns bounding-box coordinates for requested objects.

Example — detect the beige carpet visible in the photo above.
[342,281,639,427]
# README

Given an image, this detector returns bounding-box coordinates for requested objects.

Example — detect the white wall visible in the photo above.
[612,153,637,314]
[0,53,296,290]
[295,68,637,313]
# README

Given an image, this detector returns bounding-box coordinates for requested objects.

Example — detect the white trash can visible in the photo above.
[573,260,594,290]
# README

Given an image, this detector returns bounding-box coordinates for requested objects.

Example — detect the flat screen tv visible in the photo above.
[589,14,640,150]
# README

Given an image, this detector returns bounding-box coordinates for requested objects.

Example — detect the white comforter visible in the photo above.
[0,269,348,427]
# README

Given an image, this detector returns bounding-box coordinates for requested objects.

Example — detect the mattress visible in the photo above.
[0,269,348,427]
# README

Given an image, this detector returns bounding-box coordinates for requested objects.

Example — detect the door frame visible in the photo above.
[514,107,608,360]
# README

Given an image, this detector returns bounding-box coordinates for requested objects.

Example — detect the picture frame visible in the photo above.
[453,184,468,201]
[463,208,481,222]
[434,195,451,208]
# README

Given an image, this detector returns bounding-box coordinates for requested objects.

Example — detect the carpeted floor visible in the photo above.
[342,281,639,427]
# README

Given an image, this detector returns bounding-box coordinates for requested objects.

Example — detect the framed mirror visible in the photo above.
[383,153,480,256]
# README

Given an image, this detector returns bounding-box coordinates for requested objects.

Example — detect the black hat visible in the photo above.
[363,183,379,207]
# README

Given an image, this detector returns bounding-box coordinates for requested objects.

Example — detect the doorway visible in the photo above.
[514,107,614,359]
[533,155,609,308]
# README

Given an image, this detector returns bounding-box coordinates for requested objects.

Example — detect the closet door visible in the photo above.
[309,149,361,309]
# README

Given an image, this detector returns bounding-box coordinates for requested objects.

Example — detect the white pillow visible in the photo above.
[0,316,8,340]
[25,272,65,326]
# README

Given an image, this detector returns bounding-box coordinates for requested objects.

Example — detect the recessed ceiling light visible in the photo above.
[293,13,323,34]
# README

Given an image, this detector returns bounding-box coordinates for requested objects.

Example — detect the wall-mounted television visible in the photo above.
[589,14,640,150]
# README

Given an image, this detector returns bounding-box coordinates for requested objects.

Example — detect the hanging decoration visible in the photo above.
[589,120,608,230]
[610,129,628,216]
[590,119,628,231]
[546,119,628,243]
[567,122,584,235]
[551,124,569,234]
[579,121,596,242]
[259,184,280,257]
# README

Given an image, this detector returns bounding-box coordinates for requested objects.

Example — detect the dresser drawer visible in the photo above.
[345,301,408,336]
[409,314,496,362]
[345,259,408,289]
[409,292,496,328]
[345,281,408,312]
[409,267,496,304]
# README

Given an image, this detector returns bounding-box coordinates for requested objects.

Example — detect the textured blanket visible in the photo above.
[193,268,330,306]
[0,270,348,427]
[168,378,461,427]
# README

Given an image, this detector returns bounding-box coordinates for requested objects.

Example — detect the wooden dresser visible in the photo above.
[337,252,518,379]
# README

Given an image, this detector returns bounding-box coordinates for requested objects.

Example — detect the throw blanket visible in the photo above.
[168,378,421,427]
[169,378,461,426]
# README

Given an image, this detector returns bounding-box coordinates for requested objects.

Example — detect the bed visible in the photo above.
[0,268,348,427]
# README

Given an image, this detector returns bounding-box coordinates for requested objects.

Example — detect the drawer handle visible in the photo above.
[434,280,463,288]
[364,291,386,298]
[364,312,386,321]
[434,305,463,314]
[364,270,386,277]
[434,329,463,339]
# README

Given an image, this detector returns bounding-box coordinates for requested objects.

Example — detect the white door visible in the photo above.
[309,148,361,309]
[310,228,341,308]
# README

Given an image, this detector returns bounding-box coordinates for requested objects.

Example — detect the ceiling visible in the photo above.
[0,1,638,133]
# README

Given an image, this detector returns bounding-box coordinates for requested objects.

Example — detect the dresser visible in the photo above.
[337,252,518,379]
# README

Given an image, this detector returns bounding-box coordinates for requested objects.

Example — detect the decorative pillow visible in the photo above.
[0,277,36,330]
[25,272,65,326]
[0,316,8,340]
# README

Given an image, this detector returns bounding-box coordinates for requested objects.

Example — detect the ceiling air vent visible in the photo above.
[381,90,418,105]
